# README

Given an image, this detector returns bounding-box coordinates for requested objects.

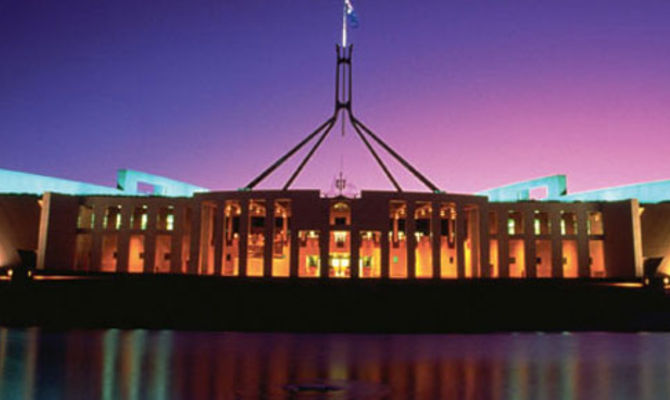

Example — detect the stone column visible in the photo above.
[350,227,360,279]
[116,204,131,273]
[431,201,441,279]
[144,204,158,273]
[550,209,563,278]
[264,199,274,277]
[289,219,299,278]
[478,203,489,278]
[406,201,416,279]
[90,202,104,272]
[576,206,590,277]
[468,205,482,278]
[524,208,536,278]
[497,207,509,278]
[188,202,202,275]
[381,229,390,279]
[238,198,249,277]
[212,202,223,275]
[170,204,185,274]
[319,227,329,279]
[456,203,466,278]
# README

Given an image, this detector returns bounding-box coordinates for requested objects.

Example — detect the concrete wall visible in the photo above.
[602,200,643,277]
[37,193,79,270]
[488,200,641,278]
[0,195,41,267]
[74,196,192,273]
[640,203,670,275]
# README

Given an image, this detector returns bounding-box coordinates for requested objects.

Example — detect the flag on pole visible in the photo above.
[345,0,359,28]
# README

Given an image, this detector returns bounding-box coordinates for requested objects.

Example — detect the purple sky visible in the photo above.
[1,0,670,194]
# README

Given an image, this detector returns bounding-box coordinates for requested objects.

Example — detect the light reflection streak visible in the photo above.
[122,330,146,400]
[23,328,37,400]
[148,330,171,400]
[561,334,576,400]
[0,331,666,399]
[31,275,91,281]
[509,337,528,400]
[102,329,119,400]
[327,335,349,381]
[0,328,7,396]
[600,282,644,288]
[639,335,654,400]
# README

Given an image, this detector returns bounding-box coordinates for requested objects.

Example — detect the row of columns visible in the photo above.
[85,202,188,273]
[491,206,600,278]
[189,198,489,279]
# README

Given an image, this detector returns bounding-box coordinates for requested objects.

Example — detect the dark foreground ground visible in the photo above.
[0,273,668,332]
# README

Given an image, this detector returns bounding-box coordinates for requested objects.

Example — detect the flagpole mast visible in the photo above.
[342,0,347,47]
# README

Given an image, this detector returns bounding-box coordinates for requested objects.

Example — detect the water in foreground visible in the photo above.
[1,329,670,399]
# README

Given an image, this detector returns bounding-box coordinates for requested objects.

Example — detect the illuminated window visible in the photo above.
[587,212,603,235]
[128,235,145,273]
[359,231,381,278]
[534,211,550,235]
[103,206,122,230]
[508,239,525,278]
[560,211,577,235]
[589,240,605,277]
[77,205,94,229]
[334,231,347,247]
[272,199,291,277]
[155,235,171,273]
[507,211,523,235]
[439,203,457,278]
[74,234,92,271]
[307,256,319,268]
[130,206,148,230]
[223,200,241,276]
[489,211,497,235]
[562,240,578,277]
[101,234,118,272]
[535,239,552,277]
[330,201,351,226]
[299,230,320,277]
[247,199,266,277]
[329,230,350,278]
[389,200,407,278]
[157,206,174,231]
[415,201,432,278]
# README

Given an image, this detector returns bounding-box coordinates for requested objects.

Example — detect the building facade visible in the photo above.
[30,189,643,279]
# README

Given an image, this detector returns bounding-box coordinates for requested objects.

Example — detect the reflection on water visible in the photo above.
[0,329,669,399]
